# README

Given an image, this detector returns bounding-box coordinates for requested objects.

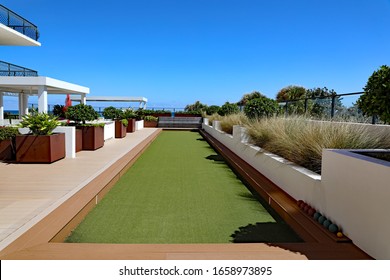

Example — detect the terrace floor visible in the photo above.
[0,128,370,260]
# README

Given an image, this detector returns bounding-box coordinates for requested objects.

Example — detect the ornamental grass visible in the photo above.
[244,116,390,174]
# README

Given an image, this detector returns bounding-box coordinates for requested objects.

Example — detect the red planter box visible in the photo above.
[75,129,83,152]
[115,120,127,138]
[77,126,104,150]
[126,119,136,133]
[16,133,65,163]
[144,120,158,128]
[0,139,13,161]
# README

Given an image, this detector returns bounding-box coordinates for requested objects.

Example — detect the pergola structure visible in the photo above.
[70,95,148,109]
[0,76,90,119]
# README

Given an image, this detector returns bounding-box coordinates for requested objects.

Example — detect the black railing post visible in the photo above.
[285,101,288,118]
[331,95,336,118]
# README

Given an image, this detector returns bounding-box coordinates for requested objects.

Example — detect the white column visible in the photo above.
[22,94,29,116]
[38,85,48,113]
[0,92,4,120]
[80,93,86,104]
[18,92,23,118]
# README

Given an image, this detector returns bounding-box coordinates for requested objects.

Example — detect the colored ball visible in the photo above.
[329,224,339,233]
[300,202,307,209]
[336,232,344,238]
[313,212,322,220]
[304,205,310,212]
[318,216,327,224]
[308,208,316,216]
[323,220,332,228]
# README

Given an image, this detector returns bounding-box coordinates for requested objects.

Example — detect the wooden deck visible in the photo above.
[0,128,371,260]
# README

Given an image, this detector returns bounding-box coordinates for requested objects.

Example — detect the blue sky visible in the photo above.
[2,0,390,110]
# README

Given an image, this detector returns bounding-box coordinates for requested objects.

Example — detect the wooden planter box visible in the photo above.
[75,129,83,152]
[16,133,65,163]
[115,120,127,138]
[144,120,158,128]
[0,139,13,161]
[126,119,136,133]
[77,126,104,150]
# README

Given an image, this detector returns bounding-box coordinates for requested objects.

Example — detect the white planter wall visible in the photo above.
[53,126,76,158]
[202,120,390,259]
[103,121,114,141]
[135,120,144,131]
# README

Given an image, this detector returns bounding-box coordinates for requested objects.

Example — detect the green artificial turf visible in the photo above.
[66,131,301,244]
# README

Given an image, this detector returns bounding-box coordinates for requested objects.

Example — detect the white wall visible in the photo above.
[103,121,114,141]
[202,120,390,259]
[135,120,144,131]
[53,126,76,158]
[322,150,390,260]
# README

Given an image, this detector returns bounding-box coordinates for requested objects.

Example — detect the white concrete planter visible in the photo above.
[135,120,144,131]
[103,121,115,141]
[202,122,390,259]
[53,126,76,158]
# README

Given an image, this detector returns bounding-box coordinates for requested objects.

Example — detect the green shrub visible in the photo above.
[19,112,61,135]
[244,97,279,119]
[66,104,100,125]
[52,104,66,118]
[102,106,122,120]
[205,105,220,115]
[357,65,390,124]
[144,115,158,122]
[122,109,137,119]
[218,102,239,116]
[0,126,19,141]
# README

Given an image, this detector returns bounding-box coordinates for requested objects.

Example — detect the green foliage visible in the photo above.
[276,85,306,102]
[244,97,279,119]
[144,115,158,122]
[52,104,66,118]
[237,91,265,106]
[122,109,137,119]
[357,65,390,124]
[218,102,239,116]
[0,126,19,141]
[184,101,207,113]
[19,112,61,135]
[66,104,100,125]
[205,105,220,115]
[102,106,123,120]
[121,119,128,127]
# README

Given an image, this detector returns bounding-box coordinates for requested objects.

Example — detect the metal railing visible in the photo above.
[279,92,382,124]
[0,4,39,41]
[0,60,38,76]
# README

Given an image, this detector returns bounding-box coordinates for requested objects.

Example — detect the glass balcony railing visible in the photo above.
[0,4,39,41]
[0,60,38,76]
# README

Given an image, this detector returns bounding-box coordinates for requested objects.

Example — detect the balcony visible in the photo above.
[0,4,40,46]
[0,60,38,77]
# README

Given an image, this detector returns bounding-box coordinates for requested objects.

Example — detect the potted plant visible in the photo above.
[0,126,19,161]
[143,115,159,127]
[123,109,137,133]
[16,113,65,163]
[102,106,127,138]
[66,104,104,150]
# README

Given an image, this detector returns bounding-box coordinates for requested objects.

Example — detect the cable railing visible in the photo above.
[278,92,382,124]
[0,4,39,41]
[0,60,38,77]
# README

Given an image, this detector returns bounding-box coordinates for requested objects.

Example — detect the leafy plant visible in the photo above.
[102,106,123,120]
[122,109,137,119]
[357,65,390,124]
[119,119,128,127]
[52,104,67,118]
[66,104,100,125]
[0,126,19,141]
[237,91,265,106]
[218,113,249,134]
[144,115,158,122]
[205,105,220,115]
[218,102,239,116]
[19,112,61,135]
[244,97,279,119]
[184,101,207,112]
